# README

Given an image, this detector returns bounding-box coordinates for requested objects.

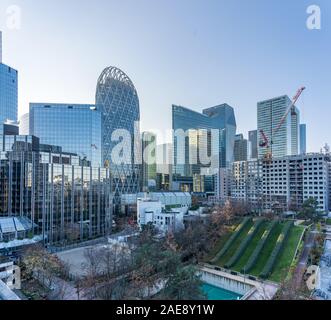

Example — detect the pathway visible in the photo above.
[292,231,315,290]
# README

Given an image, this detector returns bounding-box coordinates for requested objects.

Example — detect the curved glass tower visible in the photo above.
[96,67,140,203]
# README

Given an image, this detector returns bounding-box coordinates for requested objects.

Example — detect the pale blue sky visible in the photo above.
[0,0,330,150]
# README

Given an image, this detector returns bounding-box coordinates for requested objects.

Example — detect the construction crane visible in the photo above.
[259,86,306,161]
[258,86,306,214]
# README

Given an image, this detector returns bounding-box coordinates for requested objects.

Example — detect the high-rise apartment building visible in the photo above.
[96,67,141,203]
[25,103,102,167]
[257,95,299,159]
[230,154,331,213]
[0,32,18,124]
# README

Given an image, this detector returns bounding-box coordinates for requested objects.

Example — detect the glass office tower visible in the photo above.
[258,95,298,159]
[248,130,258,159]
[28,103,102,167]
[300,124,307,154]
[0,134,112,245]
[0,63,18,124]
[172,104,236,191]
[96,66,141,203]
[0,31,18,124]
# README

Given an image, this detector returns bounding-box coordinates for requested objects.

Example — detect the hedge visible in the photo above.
[225,219,265,269]
[259,221,293,279]
[241,220,278,273]
[210,217,251,263]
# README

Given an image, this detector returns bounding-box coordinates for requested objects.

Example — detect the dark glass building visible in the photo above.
[0,32,18,124]
[172,104,237,191]
[0,131,112,246]
[26,103,102,167]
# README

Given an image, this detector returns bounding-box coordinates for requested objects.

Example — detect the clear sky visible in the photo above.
[0,0,330,150]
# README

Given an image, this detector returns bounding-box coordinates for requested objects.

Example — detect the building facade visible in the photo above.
[137,198,185,234]
[0,63,17,124]
[248,130,258,159]
[141,132,157,191]
[26,103,102,167]
[300,124,307,154]
[230,154,331,213]
[172,104,236,191]
[234,134,249,162]
[0,132,112,246]
[96,67,141,204]
[257,95,299,159]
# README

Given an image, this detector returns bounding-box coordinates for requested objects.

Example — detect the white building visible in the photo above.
[214,168,232,201]
[0,260,20,290]
[230,153,331,213]
[137,198,184,234]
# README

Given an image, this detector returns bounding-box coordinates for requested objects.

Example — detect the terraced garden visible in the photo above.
[208,218,305,282]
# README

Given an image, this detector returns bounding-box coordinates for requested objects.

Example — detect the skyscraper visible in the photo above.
[234,133,248,162]
[248,130,258,159]
[172,104,236,191]
[291,106,300,156]
[96,67,140,202]
[141,131,157,191]
[0,32,18,124]
[257,95,299,159]
[300,124,307,154]
[26,103,102,166]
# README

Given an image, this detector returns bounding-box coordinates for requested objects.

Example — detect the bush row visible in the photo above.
[211,217,251,263]
[259,221,293,279]
[242,220,278,273]
[225,219,265,269]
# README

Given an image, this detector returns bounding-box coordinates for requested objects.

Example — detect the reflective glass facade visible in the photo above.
[257,95,292,159]
[96,67,140,202]
[172,104,237,190]
[0,136,112,245]
[300,124,307,154]
[0,63,18,124]
[28,103,102,167]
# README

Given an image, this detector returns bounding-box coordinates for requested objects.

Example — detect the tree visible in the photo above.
[21,244,68,290]
[81,247,103,299]
[161,265,206,300]
[300,198,319,221]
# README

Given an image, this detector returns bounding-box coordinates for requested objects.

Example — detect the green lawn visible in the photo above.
[232,221,268,272]
[326,218,331,226]
[249,222,283,276]
[208,219,305,283]
[268,225,305,282]
[205,231,233,262]
[215,220,254,267]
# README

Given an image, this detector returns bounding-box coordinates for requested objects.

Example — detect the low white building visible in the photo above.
[137,198,185,234]
[0,260,20,290]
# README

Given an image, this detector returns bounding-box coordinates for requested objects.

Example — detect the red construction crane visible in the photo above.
[259,86,306,160]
